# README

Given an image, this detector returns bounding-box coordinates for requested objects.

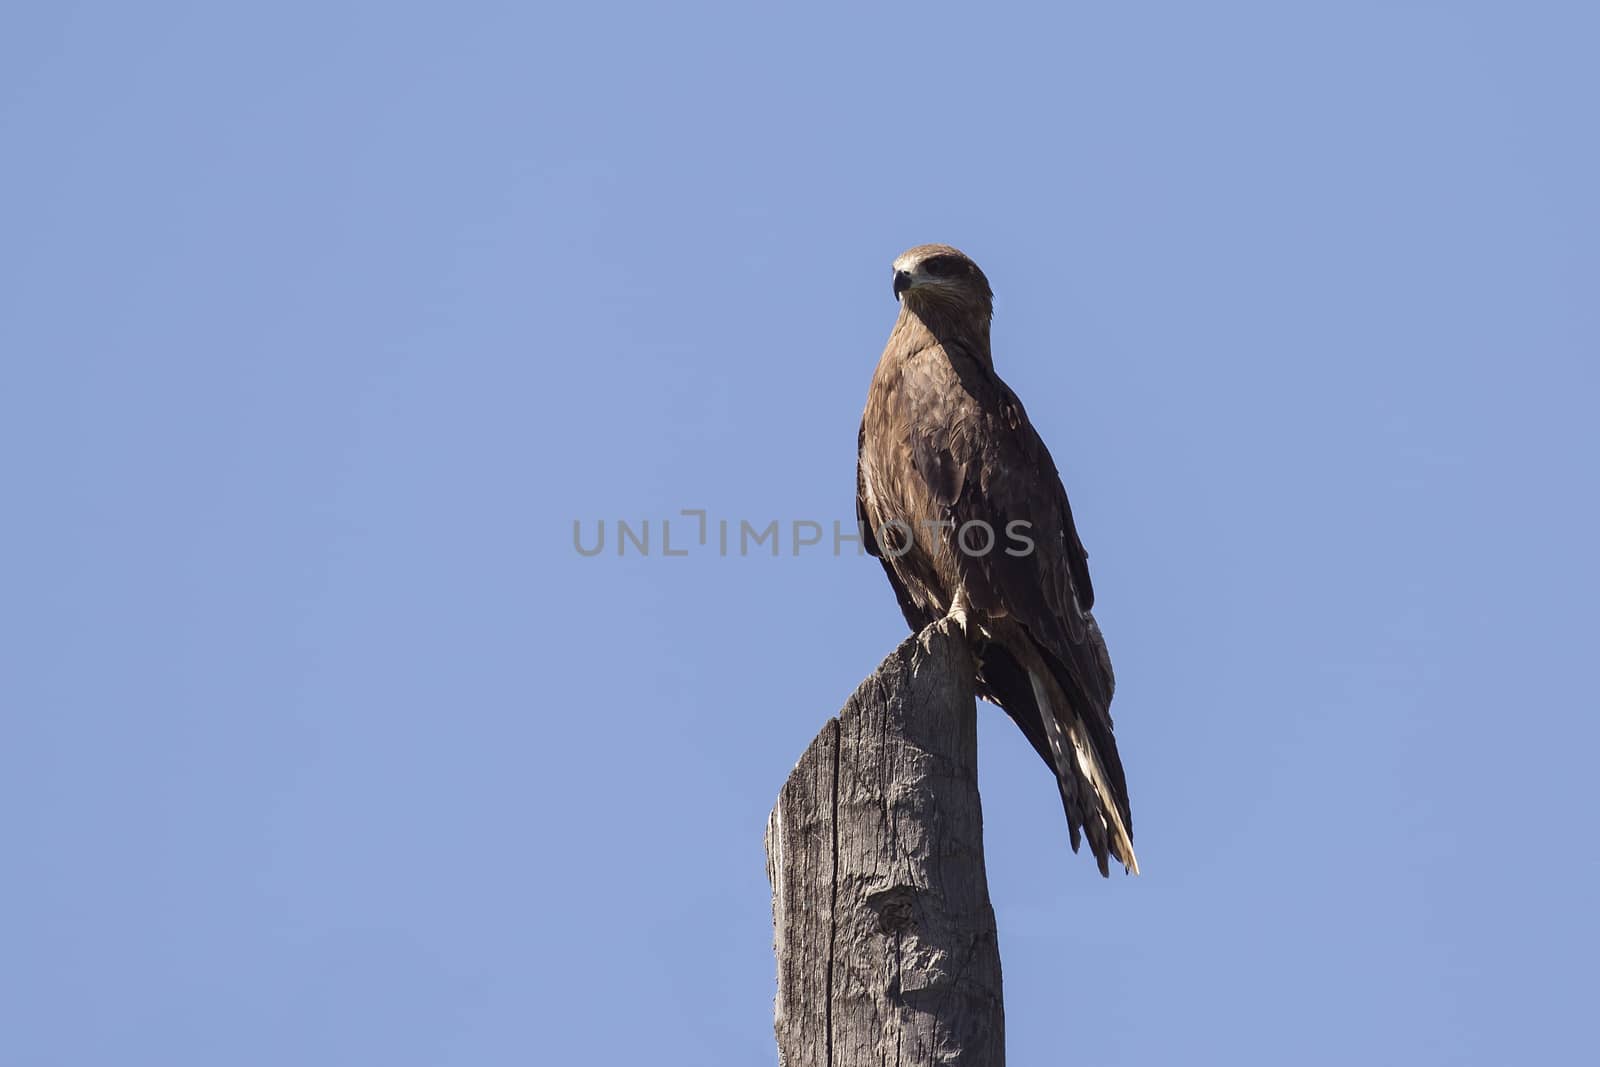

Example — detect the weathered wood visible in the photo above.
[766,619,1004,1066]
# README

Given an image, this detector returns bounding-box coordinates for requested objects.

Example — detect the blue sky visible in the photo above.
[4,2,1597,1064]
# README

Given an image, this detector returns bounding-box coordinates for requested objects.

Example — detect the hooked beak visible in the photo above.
[892,269,913,300]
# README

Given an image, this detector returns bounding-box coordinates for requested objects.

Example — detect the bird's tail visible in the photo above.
[1027,668,1139,877]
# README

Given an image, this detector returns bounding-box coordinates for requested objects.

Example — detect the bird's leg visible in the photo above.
[942,588,993,672]
[944,587,973,637]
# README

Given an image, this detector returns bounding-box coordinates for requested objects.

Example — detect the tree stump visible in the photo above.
[765,619,1005,1065]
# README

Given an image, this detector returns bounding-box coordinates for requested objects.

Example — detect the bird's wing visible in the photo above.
[857,418,936,633]
[899,346,1099,670]
[901,346,1132,866]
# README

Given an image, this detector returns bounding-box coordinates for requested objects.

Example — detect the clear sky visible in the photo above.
[4,3,1597,1064]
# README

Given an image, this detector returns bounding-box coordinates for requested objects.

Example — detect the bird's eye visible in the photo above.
[922,256,959,278]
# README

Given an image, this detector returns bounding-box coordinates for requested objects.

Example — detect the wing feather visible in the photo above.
[902,351,1132,848]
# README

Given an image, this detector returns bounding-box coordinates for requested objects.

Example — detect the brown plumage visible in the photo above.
[856,243,1138,876]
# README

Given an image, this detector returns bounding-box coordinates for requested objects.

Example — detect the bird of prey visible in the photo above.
[856,244,1138,877]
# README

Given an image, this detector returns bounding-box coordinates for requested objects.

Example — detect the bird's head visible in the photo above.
[891,244,994,317]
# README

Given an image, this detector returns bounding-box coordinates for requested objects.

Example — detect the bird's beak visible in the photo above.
[893,269,913,300]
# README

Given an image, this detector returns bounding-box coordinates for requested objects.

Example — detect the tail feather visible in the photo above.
[1027,668,1140,877]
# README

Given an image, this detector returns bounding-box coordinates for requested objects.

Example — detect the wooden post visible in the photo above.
[765,619,1005,1065]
